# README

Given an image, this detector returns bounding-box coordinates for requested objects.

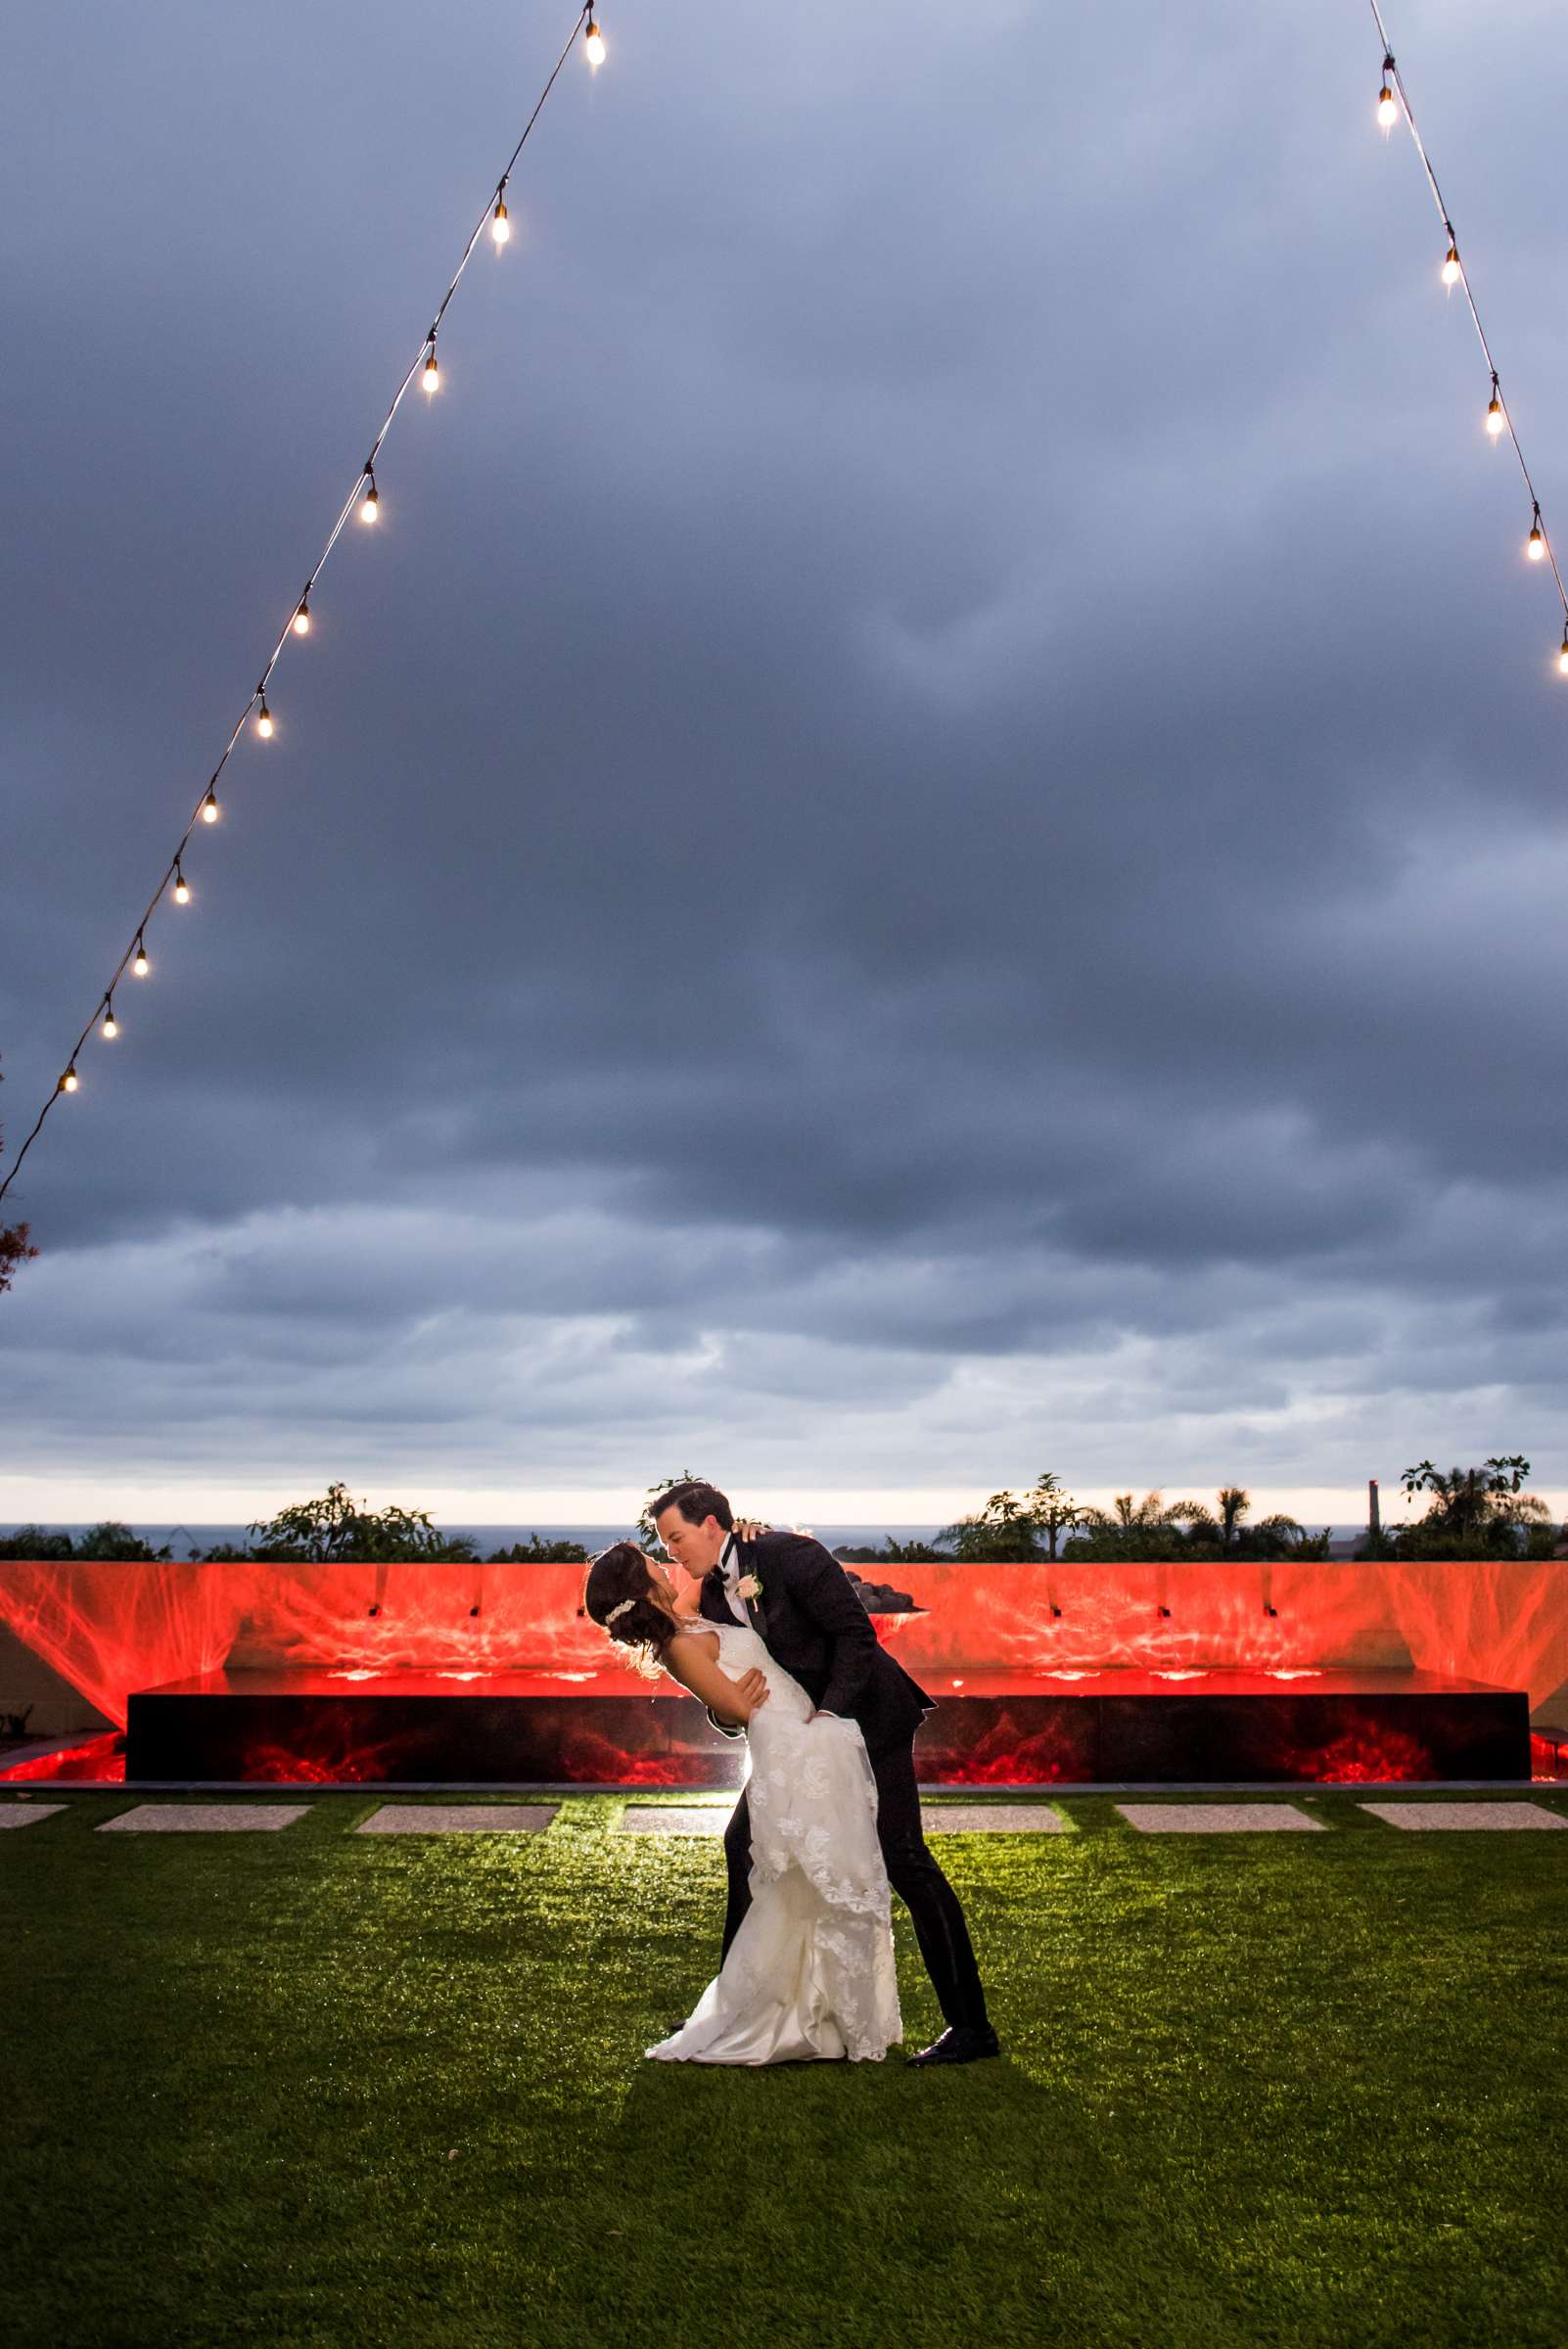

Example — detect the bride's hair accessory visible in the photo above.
[581,1541,674,1681]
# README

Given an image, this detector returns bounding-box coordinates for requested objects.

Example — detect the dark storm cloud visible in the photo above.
[4,0,1567,1505]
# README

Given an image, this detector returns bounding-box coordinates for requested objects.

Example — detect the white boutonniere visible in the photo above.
[736,1572,763,1601]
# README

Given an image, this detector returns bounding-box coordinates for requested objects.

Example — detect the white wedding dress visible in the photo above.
[646,1620,902,2065]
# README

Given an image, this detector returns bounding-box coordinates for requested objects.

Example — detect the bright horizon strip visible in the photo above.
[2,1480,1562,1530]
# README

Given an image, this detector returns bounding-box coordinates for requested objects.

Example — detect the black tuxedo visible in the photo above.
[700,1528,991,2036]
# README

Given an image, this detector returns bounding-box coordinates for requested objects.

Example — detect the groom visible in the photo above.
[652,1478,999,2067]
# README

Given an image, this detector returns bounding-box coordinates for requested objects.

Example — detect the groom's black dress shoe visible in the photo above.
[905,2024,1000,2067]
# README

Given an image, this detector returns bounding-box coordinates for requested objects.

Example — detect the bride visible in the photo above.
[583,1541,901,2064]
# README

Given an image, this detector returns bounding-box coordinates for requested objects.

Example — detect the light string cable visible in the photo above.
[1371,4,1568,652]
[0,2,605,1209]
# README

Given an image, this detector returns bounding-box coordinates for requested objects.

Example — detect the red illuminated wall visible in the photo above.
[1,1555,1565,1731]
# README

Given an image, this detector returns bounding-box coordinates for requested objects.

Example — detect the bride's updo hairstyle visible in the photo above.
[583,1542,677,1679]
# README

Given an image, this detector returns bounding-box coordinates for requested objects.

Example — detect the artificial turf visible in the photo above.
[6,1789,1567,2349]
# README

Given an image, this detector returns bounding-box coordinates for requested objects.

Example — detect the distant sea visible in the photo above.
[9,1521,1368,1559]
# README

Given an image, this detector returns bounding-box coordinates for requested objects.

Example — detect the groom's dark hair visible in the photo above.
[652,1478,734,1532]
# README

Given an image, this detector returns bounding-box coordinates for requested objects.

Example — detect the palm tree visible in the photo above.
[1252,1511,1334,1558]
[1166,1486,1253,1552]
[1084,1491,1182,1536]
[1216,1486,1251,1550]
[1165,1496,1215,1543]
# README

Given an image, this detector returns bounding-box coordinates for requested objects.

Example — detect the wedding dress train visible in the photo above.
[645,1620,902,2064]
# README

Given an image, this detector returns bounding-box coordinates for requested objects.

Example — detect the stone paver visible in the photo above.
[1360,1800,1567,1832]
[1117,1802,1325,1833]
[617,1807,728,1834]
[0,1803,66,1828]
[355,1803,557,1834]
[97,1804,311,1832]
[922,1804,1067,1833]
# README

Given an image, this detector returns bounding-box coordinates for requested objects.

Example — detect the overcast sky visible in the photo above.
[4,1,1567,1529]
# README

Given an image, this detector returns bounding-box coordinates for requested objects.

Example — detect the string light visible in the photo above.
[101,1000,118,1040]
[0,3,613,1211]
[1371,4,1568,685]
[1377,57,1398,130]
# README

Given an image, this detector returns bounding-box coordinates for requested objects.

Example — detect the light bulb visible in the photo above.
[1486,392,1504,438]
[202,788,219,822]
[256,695,273,738]
[424,342,439,393]
[173,864,190,905]
[1559,624,1568,676]
[1528,513,1545,562]
[133,937,150,977]
[1442,241,1460,287]
[61,1066,79,1094]
[361,466,379,522]
[1377,82,1397,129]
[584,16,605,66]
[294,594,311,636]
[492,194,510,246]
[102,1003,118,1039]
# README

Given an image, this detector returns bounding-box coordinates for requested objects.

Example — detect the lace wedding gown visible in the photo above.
[646,1620,902,2065]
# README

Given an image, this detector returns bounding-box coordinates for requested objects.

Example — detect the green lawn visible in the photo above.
[6,1791,1567,2349]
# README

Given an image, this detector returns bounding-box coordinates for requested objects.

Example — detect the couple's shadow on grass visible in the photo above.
[612,2019,1106,2189]
[542,2041,1121,2344]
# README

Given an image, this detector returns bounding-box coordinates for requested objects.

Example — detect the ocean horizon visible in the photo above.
[5,1519,1370,1558]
